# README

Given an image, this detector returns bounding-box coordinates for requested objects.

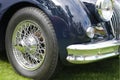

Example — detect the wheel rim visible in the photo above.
[12,20,46,70]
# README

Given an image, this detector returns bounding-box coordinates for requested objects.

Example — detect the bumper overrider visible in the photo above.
[66,40,120,64]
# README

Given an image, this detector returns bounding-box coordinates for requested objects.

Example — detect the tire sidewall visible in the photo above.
[5,7,58,79]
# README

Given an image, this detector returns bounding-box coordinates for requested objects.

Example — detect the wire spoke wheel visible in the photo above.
[6,7,58,80]
[12,20,46,70]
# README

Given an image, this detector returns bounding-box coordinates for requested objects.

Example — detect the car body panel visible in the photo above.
[0,0,119,63]
[0,0,93,60]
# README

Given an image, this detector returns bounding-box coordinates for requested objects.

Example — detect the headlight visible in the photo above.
[86,27,95,38]
[96,0,114,21]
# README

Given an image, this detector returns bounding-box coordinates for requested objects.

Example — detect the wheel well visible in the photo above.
[0,2,39,51]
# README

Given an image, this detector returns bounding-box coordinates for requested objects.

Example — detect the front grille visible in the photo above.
[110,7,120,39]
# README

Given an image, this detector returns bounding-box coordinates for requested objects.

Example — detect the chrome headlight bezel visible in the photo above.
[86,27,95,38]
[96,0,114,21]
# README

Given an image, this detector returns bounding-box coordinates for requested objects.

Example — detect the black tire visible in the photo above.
[5,7,58,80]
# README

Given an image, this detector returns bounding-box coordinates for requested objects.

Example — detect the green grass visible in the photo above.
[53,57,119,80]
[0,52,119,80]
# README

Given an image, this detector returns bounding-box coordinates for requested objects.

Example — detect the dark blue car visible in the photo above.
[0,0,119,80]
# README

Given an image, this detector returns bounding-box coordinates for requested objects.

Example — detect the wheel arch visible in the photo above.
[0,2,48,51]
[0,1,65,64]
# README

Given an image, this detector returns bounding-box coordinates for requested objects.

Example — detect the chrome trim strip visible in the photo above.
[67,52,119,61]
[66,40,120,64]
[67,40,120,50]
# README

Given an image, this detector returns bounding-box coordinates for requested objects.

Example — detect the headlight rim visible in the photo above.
[96,0,114,21]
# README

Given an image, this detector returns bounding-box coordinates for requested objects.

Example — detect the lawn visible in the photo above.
[0,52,119,80]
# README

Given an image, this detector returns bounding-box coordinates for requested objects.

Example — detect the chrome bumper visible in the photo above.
[66,40,120,64]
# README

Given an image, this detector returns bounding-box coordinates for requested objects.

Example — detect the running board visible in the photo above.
[66,40,120,64]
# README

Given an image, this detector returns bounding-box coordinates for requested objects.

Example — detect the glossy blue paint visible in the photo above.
[0,0,93,60]
[81,0,100,23]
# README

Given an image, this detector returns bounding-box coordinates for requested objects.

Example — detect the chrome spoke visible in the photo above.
[12,20,46,70]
